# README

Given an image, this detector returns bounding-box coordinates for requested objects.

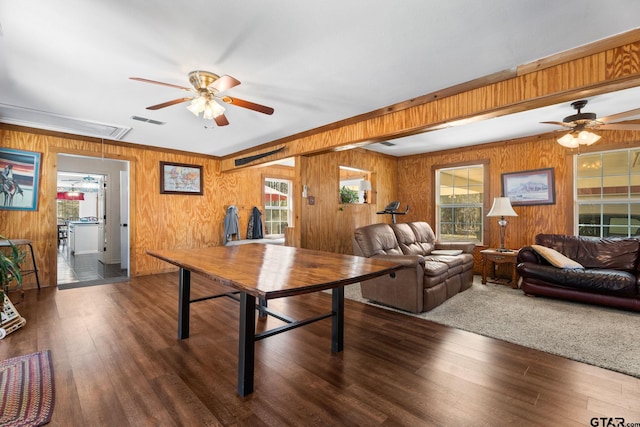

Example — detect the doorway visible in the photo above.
[56,154,130,286]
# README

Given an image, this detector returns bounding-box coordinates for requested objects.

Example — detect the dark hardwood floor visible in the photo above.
[1,273,639,426]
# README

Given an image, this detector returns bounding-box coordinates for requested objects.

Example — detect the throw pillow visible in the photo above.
[531,245,584,269]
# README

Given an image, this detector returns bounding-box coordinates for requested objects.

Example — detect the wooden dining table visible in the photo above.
[146,243,401,396]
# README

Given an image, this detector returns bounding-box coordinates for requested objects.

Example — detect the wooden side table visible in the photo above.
[481,249,519,288]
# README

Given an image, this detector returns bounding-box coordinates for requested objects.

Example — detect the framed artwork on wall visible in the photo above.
[160,162,203,195]
[0,148,41,211]
[502,168,555,206]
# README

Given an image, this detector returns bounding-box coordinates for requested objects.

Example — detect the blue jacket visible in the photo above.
[223,205,241,244]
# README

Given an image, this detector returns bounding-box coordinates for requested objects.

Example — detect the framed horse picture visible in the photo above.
[0,148,41,211]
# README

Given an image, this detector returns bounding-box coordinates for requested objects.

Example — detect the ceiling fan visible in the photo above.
[130,71,274,126]
[541,99,640,148]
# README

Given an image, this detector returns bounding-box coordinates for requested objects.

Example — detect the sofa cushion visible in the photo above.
[407,222,436,254]
[532,245,584,269]
[353,223,404,257]
[422,260,448,277]
[535,234,640,271]
[391,223,427,256]
[518,263,637,296]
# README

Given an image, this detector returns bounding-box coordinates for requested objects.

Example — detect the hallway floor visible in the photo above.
[57,244,127,285]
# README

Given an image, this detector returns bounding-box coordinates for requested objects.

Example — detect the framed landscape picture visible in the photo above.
[160,162,203,195]
[0,148,41,211]
[502,168,555,206]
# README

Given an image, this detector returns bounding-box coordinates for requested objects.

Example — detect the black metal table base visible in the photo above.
[176,267,345,397]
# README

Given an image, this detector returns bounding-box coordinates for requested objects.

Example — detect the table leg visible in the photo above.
[178,268,190,339]
[481,256,487,285]
[238,292,256,396]
[331,287,344,353]
[258,296,267,318]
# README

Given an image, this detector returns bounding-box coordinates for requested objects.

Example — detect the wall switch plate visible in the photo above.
[308,196,315,205]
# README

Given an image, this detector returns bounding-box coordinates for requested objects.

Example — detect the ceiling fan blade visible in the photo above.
[598,107,640,123]
[129,77,193,92]
[146,97,193,110]
[540,121,572,127]
[209,75,241,92]
[221,96,274,115]
[214,114,230,126]
[596,123,640,131]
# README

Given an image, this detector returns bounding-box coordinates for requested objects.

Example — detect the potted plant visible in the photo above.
[0,236,24,307]
[339,186,359,204]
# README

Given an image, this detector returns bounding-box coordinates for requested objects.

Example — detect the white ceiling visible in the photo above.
[1,1,640,158]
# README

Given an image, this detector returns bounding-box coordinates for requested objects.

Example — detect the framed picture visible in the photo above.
[501,168,555,206]
[160,162,203,195]
[0,148,41,211]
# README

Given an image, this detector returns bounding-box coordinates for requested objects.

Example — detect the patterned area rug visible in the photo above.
[0,350,54,427]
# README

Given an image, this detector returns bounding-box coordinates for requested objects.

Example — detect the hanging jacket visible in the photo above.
[223,205,241,245]
[247,207,263,239]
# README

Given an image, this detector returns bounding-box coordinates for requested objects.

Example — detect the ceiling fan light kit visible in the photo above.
[542,99,640,149]
[130,70,273,127]
[186,95,226,120]
[557,130,601,148]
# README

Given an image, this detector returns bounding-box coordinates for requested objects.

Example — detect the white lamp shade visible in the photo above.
[557,130,601,148]
[487,197,517,217]
[359,180,372,191]
[202,99,225,120]
[187,96,207,116]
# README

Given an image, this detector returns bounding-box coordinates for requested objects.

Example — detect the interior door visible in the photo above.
[119,170,129,271]
[97,176,106,261]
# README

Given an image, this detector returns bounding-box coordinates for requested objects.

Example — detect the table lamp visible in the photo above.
[487,197,517,252]
[359,180,372,203]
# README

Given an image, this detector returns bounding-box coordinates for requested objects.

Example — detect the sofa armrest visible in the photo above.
[370,254,425,269]
[517,246,547,265]
[434,242,475,254]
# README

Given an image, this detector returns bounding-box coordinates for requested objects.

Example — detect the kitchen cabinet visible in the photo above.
[68,222,100,255]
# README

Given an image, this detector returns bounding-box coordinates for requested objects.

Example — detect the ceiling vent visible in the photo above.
[130,115,165,125]
[0,104,131,140]
[378,141,396,147]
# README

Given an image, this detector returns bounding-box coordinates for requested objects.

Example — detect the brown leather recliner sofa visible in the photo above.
[517,234,640,311]
[352,221,475,313]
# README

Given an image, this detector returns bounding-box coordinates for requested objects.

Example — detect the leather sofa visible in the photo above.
[517,234,640,311]
[352,221,475,313]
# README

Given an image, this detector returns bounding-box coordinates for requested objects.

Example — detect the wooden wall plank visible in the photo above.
[3,31,640,284]
[0,126,294,288]
[397,130,640,273]
[221,36,640,171]
[301,148,398,254]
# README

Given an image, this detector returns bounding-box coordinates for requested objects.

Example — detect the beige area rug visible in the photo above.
[344,276,640,377]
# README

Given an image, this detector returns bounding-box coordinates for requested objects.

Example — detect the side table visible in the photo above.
[481,249,519,288]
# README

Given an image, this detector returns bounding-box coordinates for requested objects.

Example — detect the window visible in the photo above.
[264,177,292,236]
[436,165,484,243]
[576,148,640,238]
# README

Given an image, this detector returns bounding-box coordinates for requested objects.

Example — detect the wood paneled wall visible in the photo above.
[3,32,640,286]
[397,130,640,271]
[0,127,293,288]
[301,148,398,254]
[221,36,640,171]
